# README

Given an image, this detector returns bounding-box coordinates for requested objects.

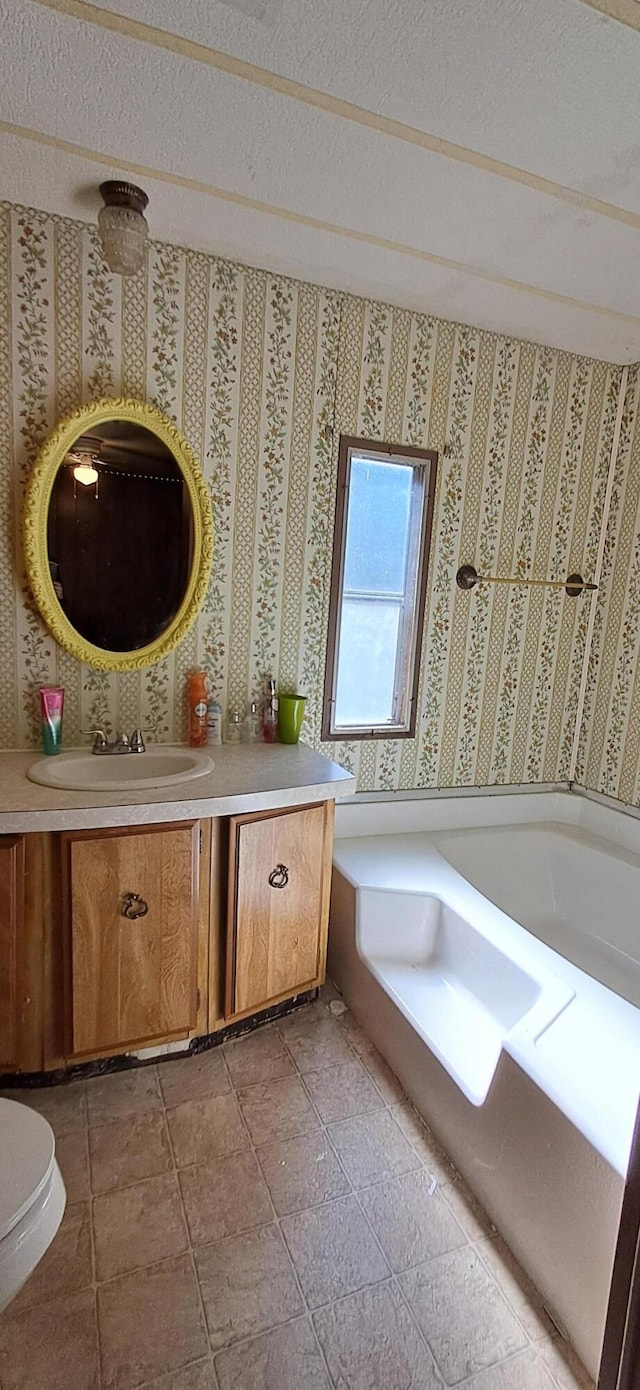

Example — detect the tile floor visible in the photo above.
[0,989,595,1390]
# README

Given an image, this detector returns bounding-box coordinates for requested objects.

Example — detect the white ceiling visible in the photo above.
[1,0,640,361]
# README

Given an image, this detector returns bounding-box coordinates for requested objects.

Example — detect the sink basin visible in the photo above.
[27,746,215,793]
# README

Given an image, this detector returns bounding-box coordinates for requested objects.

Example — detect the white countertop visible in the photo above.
[0,742,355,833]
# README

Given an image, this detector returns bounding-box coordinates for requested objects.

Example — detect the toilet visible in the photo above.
[0,1098,66,1312]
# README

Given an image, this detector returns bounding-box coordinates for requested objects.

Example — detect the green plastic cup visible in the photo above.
[278,694,307,744]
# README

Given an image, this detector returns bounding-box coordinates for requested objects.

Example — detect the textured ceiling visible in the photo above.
[1,0,640,361]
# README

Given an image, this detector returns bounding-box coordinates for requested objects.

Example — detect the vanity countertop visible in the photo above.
[0,742,355,834]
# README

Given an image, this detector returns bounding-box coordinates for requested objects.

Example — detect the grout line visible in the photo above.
[46,1002,591,1390]
[155,1067,216,1382]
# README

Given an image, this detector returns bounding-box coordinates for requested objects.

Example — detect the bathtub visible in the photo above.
[328,789,640,1379]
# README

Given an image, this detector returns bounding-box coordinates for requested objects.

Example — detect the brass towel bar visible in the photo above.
[456,565,597,598]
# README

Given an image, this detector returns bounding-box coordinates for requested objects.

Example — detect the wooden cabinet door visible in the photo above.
[226,801,333,1019]
[0,836,24,1070]
[63,822,199,1058]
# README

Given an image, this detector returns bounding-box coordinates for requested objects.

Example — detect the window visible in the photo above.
[323,436,437,740]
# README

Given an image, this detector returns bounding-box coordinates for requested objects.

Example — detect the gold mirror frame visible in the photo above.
[23,397,213,672]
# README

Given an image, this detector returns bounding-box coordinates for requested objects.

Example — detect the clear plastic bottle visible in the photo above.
[243,700,260,743]
[261,677,278,743]
[225,708,243,744]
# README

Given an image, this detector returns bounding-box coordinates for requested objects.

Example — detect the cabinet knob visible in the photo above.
[121,891,149,920]
[268,864,289,889]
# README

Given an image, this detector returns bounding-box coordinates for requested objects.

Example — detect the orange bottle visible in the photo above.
[188,670,208,747]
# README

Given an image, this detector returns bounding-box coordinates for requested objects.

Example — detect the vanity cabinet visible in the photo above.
[226,802,334,1020]
[0,796,335,1076]
[0,836,25,1070]
[62,822,200,1059]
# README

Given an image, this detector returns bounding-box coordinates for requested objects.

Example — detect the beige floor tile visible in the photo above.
[360,1048,405,1103]
[390,1101,457,1183]
[214,1316,330,1390]
[9,1201,93,1313]
[358,1170,467,1272]
[166,1093,248,1168]
[89,1111,174,1193]
[98,1253,207,1390]
[86,1067,162,1127]
[0,1287,99,1389]
[179,1149,273,1244]
[256,1130,351,1215]
[195,1224,303,1351]
[93,1173,188,1281]
[281,1016,355,1072]
[478,1235,556,1341]
[55,1128,90,1201]
[334,1011,376,1055]
[223,1024,295,1088]
[238,1075,320,1144]
[138,1363,218,1389]
[328,1109,419,1188]
[537,1337,595,1389]
[158,1049,230,1106]
[461,1348,559,1389]
[302,1058,383,1122]
[281,1194,389,1308]
[319,977,343,1004]
[5,1081,87,1136]
[277,1000,329,1035]
[400,1246,527,1383]
[441,1176,496,1238]
[313,1281,442,1389]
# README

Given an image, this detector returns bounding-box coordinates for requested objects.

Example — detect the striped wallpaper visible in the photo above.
[0,200,631,798]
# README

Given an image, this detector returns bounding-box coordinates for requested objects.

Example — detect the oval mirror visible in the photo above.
[23,398,213,671]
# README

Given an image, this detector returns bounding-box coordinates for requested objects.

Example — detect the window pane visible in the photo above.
[334,597,401,727]
[343,458,413,594]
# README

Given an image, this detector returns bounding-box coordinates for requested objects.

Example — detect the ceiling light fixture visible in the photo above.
[97,180,149,277]
[73,461,99,486]
[67,446,100,489]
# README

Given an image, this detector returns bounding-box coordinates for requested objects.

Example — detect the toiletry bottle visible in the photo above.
[206,699,223,746]
[225,709,243,744]
[261,677,278,744]
[39,686,64,756]
[243,700,260,743]
[188,670,208,748]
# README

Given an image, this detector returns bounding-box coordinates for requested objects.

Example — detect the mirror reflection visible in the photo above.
[46,419,194,652]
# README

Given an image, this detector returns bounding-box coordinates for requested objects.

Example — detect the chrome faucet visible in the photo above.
[87,729,146,755]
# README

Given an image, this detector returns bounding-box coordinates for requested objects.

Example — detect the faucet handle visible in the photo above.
[130,729,146,753]
[82,728,108,753]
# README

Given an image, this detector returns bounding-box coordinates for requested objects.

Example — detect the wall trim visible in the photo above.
[32,0,640,234]
[3,123,640,335]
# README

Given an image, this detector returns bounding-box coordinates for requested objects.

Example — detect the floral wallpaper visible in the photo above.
[0,200,626,796]
[576,367,640,805]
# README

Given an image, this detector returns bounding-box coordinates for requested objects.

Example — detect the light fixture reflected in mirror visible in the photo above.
[67,444,100,497]
[97,181,149,277]
[73,461,98,486]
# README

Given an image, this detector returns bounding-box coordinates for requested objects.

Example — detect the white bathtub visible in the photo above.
[328,789,640,1379]
[437,821,640,1011]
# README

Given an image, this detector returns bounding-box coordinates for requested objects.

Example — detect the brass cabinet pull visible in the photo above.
[268,864,289,889]
[121,891,149,920]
